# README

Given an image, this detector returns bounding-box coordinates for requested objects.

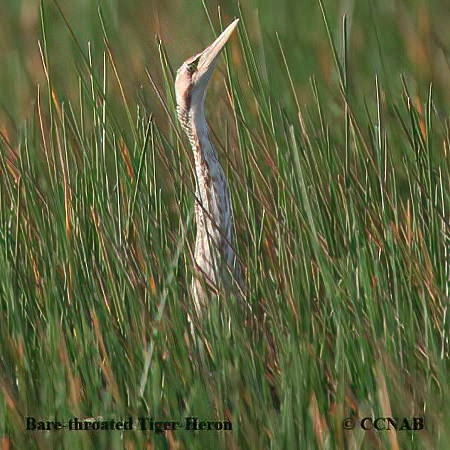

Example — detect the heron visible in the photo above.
[175,19,243,318]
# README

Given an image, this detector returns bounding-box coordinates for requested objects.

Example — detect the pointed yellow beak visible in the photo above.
[196,19,239,80]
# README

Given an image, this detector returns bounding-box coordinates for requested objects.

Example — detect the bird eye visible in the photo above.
[187,57,200,74]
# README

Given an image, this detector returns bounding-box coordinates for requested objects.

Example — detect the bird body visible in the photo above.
[175,19,242,315]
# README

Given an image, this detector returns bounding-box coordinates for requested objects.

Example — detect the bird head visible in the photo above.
[175,19,239,113]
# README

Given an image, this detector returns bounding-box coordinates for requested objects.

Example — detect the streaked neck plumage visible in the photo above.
[177,94,234,291]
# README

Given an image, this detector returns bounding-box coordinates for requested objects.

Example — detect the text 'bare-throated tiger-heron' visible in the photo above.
[175,19,243,316]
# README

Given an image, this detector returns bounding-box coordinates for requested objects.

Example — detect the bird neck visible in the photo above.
[177,99,232,243]
[178,99,223,185]
[177,95,242,297]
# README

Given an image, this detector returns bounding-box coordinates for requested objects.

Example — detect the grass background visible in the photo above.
[1,0,450,448]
